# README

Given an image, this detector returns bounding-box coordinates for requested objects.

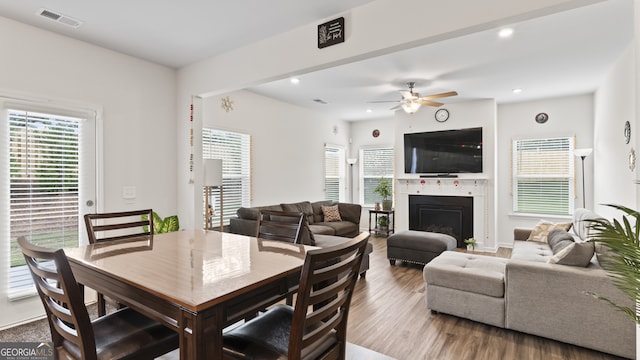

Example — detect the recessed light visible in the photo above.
[290,78,300,84]
[366,109,372,113]
[512,88,522,94]
[498,28,514,38]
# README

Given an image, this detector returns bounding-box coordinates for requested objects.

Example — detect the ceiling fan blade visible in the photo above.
[418,100,444,107]
[420,91,458,100]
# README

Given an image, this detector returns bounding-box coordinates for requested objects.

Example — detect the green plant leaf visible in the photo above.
[161,215,180,233]
[152,211,164,234]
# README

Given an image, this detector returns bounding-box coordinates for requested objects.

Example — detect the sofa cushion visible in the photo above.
[308,224,335,235]
[547,229,575,254]
[510,240,552,263]
[321,205,342,222]
[548,241,595,267]
[280,201,314,224]
[527,220,572,243]
[311,201,334,223]
[572,208,605,241]
[237,205,282,220]
[315,221,357,237]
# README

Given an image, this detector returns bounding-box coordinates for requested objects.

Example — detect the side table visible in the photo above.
[368,209,394,236]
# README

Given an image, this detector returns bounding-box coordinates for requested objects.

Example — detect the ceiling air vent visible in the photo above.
[37,8,83,28]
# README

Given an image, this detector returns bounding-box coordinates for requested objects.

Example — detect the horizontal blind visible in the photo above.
[9,110,80,291]
[513,137,574,215]
[361,147,394,206]
[202,128,251,227]
[324,145,345,201]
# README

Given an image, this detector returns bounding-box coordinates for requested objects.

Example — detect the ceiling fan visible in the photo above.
[369,82,458,114]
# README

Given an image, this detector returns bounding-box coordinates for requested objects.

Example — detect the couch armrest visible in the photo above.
[337,203,362,226]
[505,260,635,358]
[513,228,532,241]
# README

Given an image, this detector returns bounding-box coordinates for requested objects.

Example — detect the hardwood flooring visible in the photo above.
[347,235,626,360]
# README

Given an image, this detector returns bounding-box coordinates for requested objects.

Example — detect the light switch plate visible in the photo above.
[122,186,136,199]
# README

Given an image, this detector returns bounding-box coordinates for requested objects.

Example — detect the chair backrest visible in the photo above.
[256,210,304,244]
[18,236,98,360]
[84,209,153,244]
[289,232,369,359]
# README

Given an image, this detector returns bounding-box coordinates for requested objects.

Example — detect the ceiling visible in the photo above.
[0,0,634,121]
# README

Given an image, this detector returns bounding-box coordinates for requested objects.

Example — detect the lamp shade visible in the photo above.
[401,101,421,114]
[204,159,223,186]
[574,148,593,158]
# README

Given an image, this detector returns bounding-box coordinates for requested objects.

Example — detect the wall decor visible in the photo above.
[535,112,549,124]
[221,96,234,112]
[372,129,380,138]
[629,147,636,171]
[624,121,631,144]
[435,108,449,122]
[318,17,344,49]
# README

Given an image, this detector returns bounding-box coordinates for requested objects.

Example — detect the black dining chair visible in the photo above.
[223,232,370,360]
[256,210,305,244]
[84,209,153,316]
[18,236,178,360]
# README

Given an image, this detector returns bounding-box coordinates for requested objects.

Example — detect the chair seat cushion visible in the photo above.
[62,308,178,360]
[223,304,337,360]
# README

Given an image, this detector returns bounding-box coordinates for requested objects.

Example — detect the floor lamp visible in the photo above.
[204,159,223,231]
[346,158,357,203]
[574,148,592,208]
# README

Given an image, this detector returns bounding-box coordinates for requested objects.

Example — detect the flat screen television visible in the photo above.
[404,127,483,174]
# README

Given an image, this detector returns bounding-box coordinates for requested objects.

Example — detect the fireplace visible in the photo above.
[409,195,473,248]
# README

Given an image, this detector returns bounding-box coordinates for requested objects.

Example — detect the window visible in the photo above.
[360,147,394,206]
[324,145,345,201]
[202,128,251,227]
[8,110,82,293]
[512,136,575,215]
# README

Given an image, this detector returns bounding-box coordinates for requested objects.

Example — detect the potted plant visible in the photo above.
[377,215,389,230]
[587,204,640,324]
[464,237,477,251]
[142,211,180,234]
[374,177,393,211]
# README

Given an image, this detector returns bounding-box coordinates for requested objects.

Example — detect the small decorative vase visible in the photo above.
[466,245,474,251]
[375,202,381,211]
[382,200,393,211]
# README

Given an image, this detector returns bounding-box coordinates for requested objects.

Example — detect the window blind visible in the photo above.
[202,128,251,227]
[512,137,575,215]
[360,147,394,206]
[324,145,345,201]
[9,110,81,292]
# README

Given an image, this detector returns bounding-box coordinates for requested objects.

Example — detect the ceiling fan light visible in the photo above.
[402,101,421,114]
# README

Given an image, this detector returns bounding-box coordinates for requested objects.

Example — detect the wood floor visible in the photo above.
[347,235,627,360]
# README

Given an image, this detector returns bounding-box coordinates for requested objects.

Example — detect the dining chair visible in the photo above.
[17,236,179,360]
[256,210,305,244]
[223,232,370,360]
[84,209,153,316]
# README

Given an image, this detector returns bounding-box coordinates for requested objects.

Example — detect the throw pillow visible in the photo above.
[527,220,573,243]
[322,205,342,222]
[548,241,595,267]
[547,229,575,254]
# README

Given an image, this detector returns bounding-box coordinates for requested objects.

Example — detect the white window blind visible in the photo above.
[9,110,81,292]
[360,147,394,206]
[202,128,251,227]
[512,136,575,215]
[324,145,345,201]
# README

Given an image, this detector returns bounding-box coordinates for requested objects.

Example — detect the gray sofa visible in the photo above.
[424,209,635,359]
[229,200,372,276]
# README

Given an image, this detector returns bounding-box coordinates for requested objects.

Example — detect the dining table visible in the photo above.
[64,229,315,359]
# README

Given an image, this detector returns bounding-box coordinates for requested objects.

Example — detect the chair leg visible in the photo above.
[97,293,106,317]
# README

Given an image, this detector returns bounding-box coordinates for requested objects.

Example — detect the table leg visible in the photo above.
[179,307,223,359]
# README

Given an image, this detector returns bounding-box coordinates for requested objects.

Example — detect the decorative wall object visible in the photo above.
[629,148,636,171]
[624,121,631,144]
[188,97,194,184]
[535,112,549,124]
[372,129,380,138]
[221,96,234,112]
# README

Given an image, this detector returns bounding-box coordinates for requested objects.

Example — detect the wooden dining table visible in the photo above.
[64,229,314,359]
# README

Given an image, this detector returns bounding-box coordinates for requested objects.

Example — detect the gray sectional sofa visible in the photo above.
[229,200,372,276]
[424,208,635,359]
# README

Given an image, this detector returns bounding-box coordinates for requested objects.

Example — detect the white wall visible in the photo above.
[0,17,176,328]
[201,90,350,210]
[594,43,636,219]
[496,94,594,247]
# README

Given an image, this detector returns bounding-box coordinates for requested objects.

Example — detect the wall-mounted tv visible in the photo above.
[404,127,483,174]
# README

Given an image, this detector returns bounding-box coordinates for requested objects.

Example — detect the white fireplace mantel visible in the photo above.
[394,177,490,250]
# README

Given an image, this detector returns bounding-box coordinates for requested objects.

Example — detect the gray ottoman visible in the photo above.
[387,230,457,265]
